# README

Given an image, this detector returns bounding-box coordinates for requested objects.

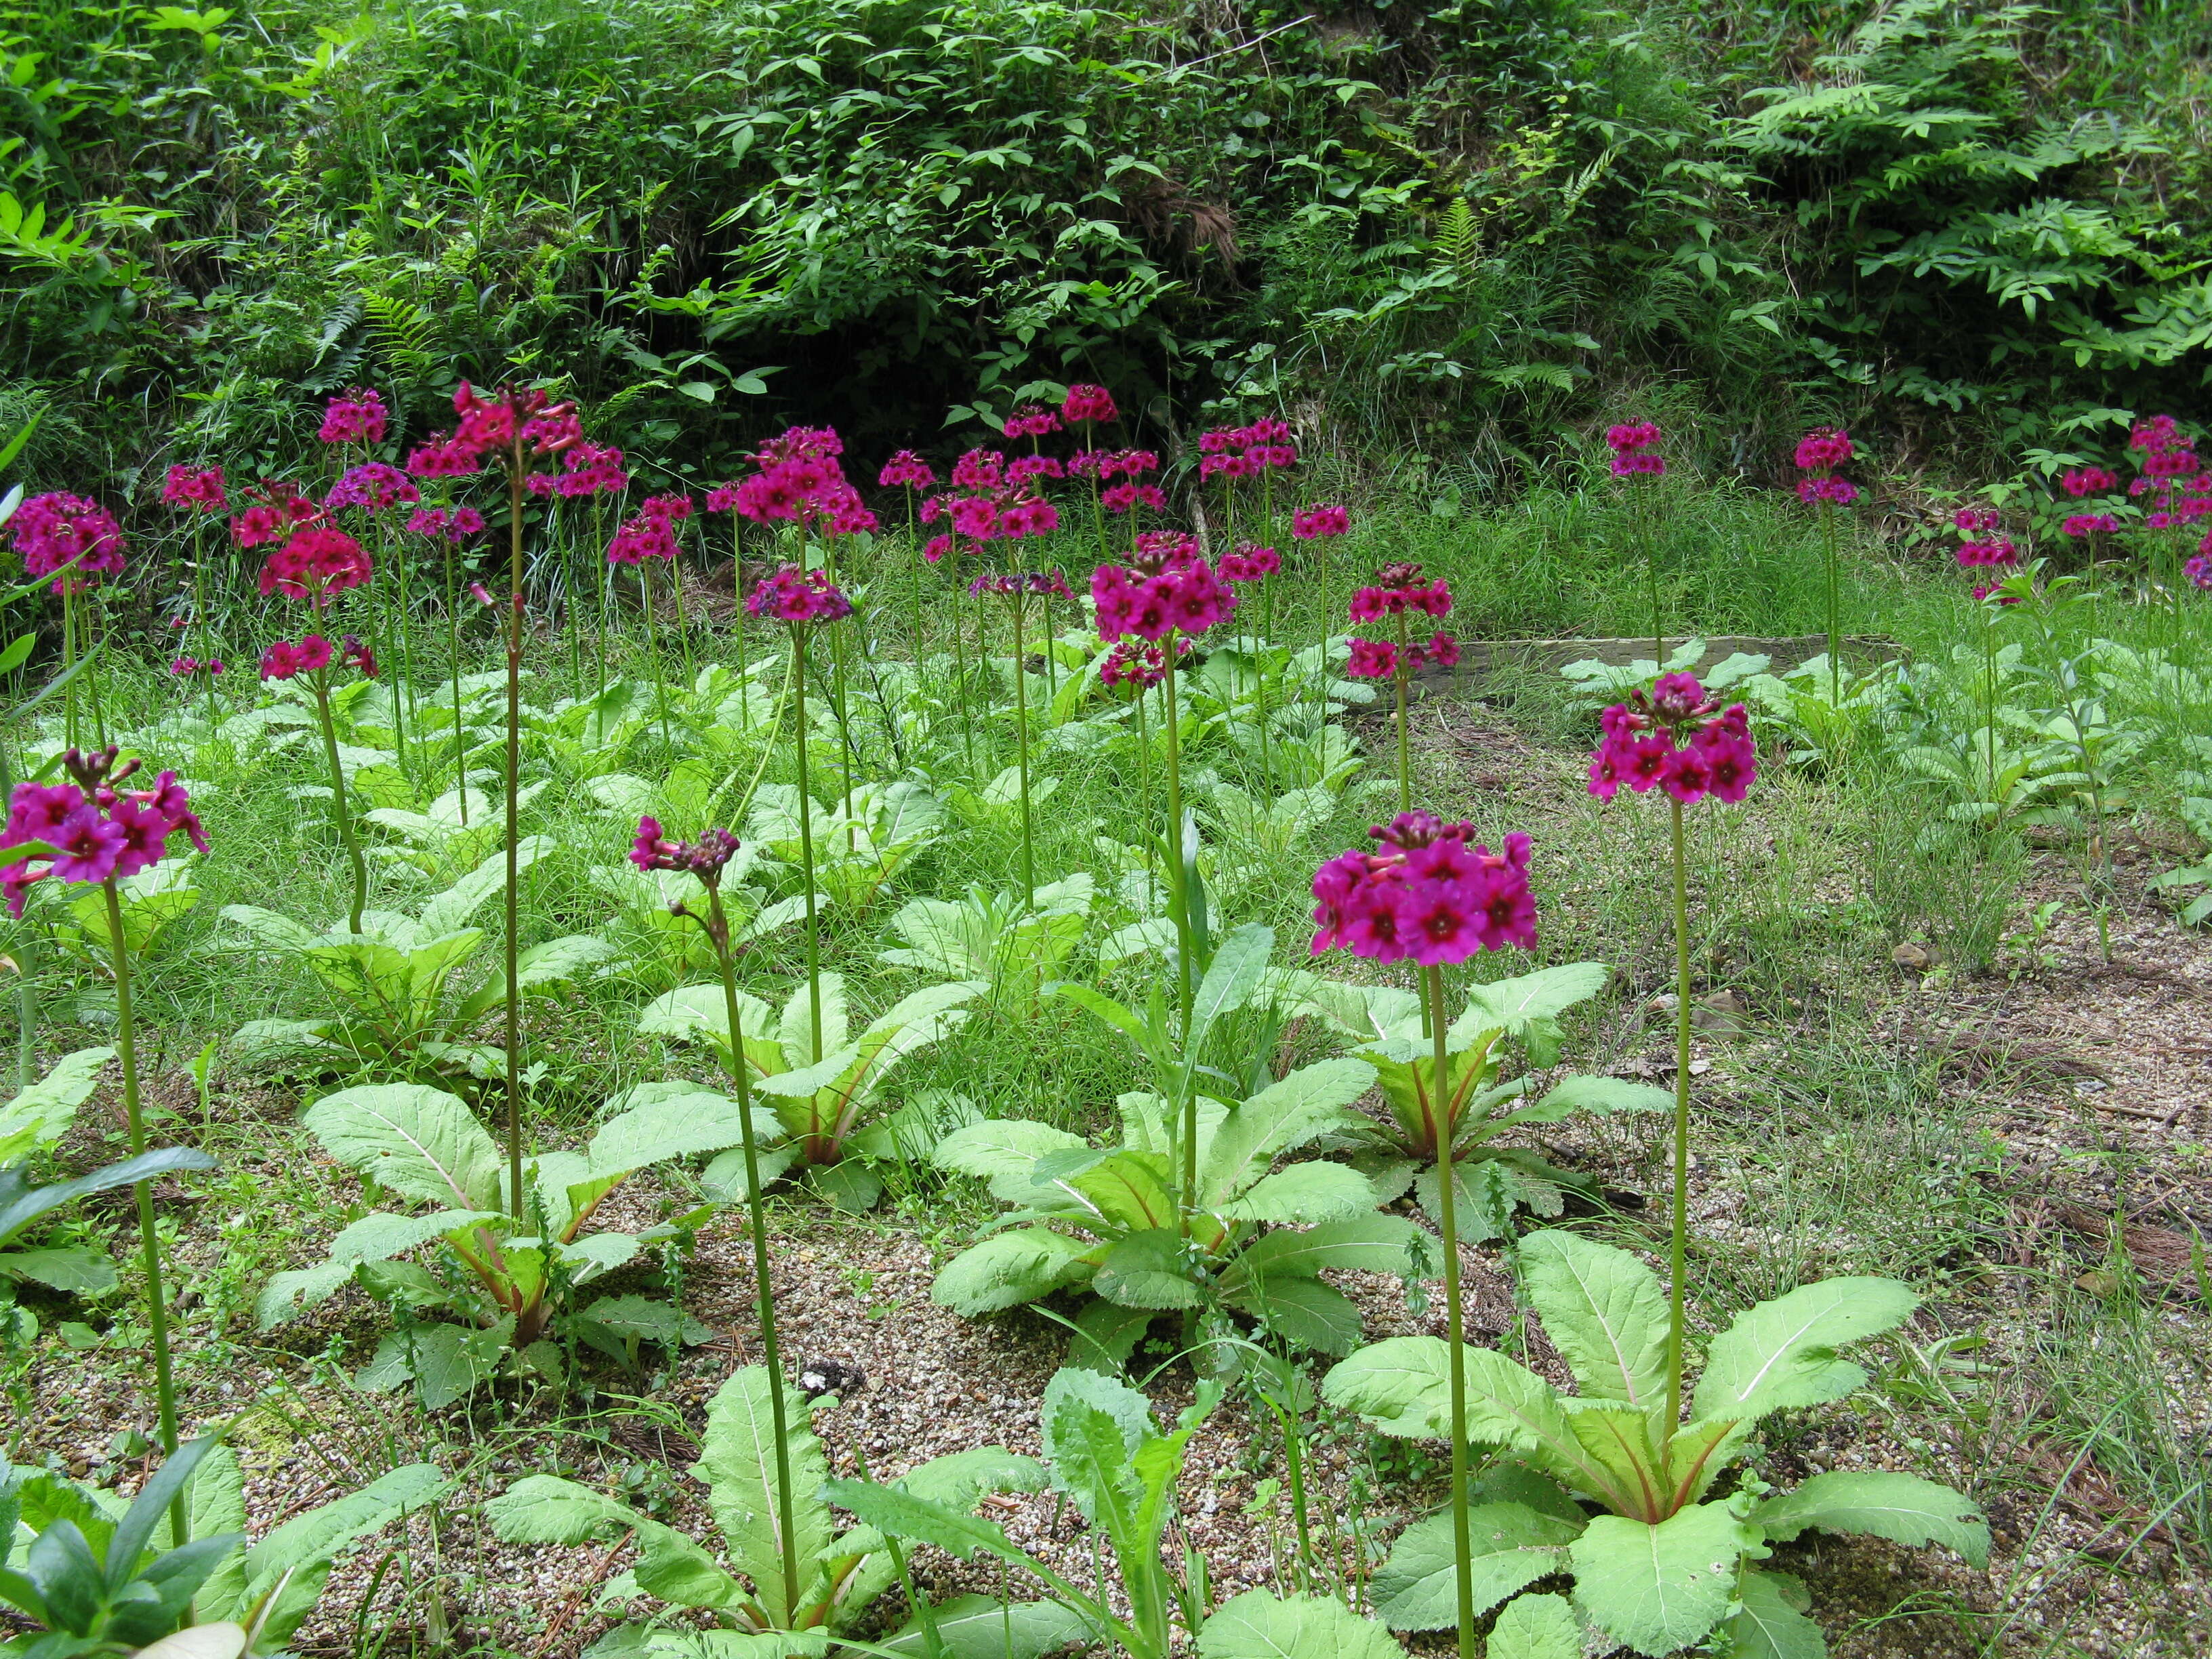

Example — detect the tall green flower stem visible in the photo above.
[642,560,672,747]
[1643,518,1664,670]
[790,628,825,1064]
[1424,960,1474,1659]
[949,568,977,775]
[673,554,696,691]
[1822,502,1842,703]
[102,879,187,1548]
[1010,590,1036,906]
[60,584,77,747]
[698,878,802,1622]
[501,457,528,1222]
[443,538,469,827]
[733,519,750,731]
[190,534,220,734]
[1979,598,2001,798]
[309,669,369,935]
[1162,636,1200,1241]
[1661,796,1694,1438]
[1393,609,1414,813]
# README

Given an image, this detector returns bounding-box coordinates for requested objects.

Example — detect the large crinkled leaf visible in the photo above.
[895,1448,1050,1511]
[1517,1230,1668,1410]
[638,983,775,1047]
[930,1227,1096,1315]
[1753,1471,1989,1566]
[1231,1214,1419,1279]
[1505,1074,1672,1125]
[301,1084,504,1210]
[220,903,321,953]
[0,1046,111,1156]
[255,1262,355,1328]
[634,1518,751,1612]
[1321,1338,1627,1507]
[1186,923,1274,1050]
[1372,1501,1580,1631]
[1725,1571,1826,1659]
[1063,1149,1176,1232]
[329,1208,502,1266]
[1218,1161,1377,1226]
[1454,962,1609,1047]
[1040,1366,1151,1523]
[0,1244,114,1292]
[1198,1057,1375,1204]
[697,1365,832,1628]
[359,1319,512,1409]
[486,1473,645,1544]
[1227,1274,1366,1356]
[584,1088,756,1176]
[880,1593,1096,1659]
[1483,1593,1583,1659]
[1568,1502,1751,1658]
[817,1479,1021,1568]
[1694,1277,1920,1423]
[1413,1160,1519,1244]
[1195,1589,1407,1659]
[1092,1229,1202,1309]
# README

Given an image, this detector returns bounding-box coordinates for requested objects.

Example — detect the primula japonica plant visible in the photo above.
[261,632,377,933]
[1092,533,1237,1023]
[161,464,228,731]
[828,1365,1406,1659]
[1589,673,1758,1422]
[1793,426,1860,697]
[1307,810,1542,1659]
[491,1367,1086,1658]
[0,1435,447,1659]
[1327,1231,1990,1658]
[403,380,586,1227]
[258,1074,761,1404]
[1343,563,1459,810]
[1,748,209,1541]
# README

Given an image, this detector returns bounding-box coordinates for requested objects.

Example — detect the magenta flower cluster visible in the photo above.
[878,450,937,491]
[745,565,853,623]
[325,462,419,515]
[259,526,371,606]
[529,443,628,499]
[168,656,223,678]
[630,815,742,882]
[1060,384,1118,426]
[231,486,321,549]
[1216,542,1281,583]
[718,427,875,533]
[1197,417,1297,479]
[1292,504,1349,539]
[1004,404,1063,441]
[2127,415,2211,532]
[318,389,388,447]
[1311,811,1537,965]
[606,494,697,566]
[1587,674,1757,806]
[1605,421,1664,478]
[1952,504,2018,569]
[402,383,583,480]
[969,571,1072,598]
[1794,427,1858,506]
[1091,544,1235,642]
[1346,634,1459,679]
[1099,637,1185,690]
[1,748,208,916]
[1347,564,1452,623]
[161,466,227,512]
[9,493,126,594]
[406,506,486,541]
[260,632,375,681]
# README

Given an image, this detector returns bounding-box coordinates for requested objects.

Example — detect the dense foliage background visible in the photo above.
[3,0,2207,498]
